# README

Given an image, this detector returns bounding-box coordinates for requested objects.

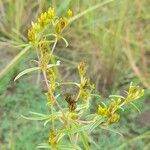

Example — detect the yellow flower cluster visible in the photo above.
[48,129,57,148]
[78,62,87,77]
[125,85,144,103]
[98,106,120,124]
[98,84,144,124]
[47,68,56,93]
[67,9,73,17]
[78,62,95,101]
[46,92,53,107]
[98,100,121,124]
[27,7,73,45]
[38,39,50,71]
[27,7,55,45]
[54,17,68,34]
[45,68,56,107]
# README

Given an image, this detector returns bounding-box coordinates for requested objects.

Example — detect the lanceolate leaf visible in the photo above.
[14,61,60,81]
[100,126,123,136]
[21,111,61,121]
[64,118,103,134]
[37,143,52,149]
[88,117,104,133]
[130,102,141,113]
[79,132,90,150]
[21,115,50,121]
[64,124,91,134]
[14,67,40,81]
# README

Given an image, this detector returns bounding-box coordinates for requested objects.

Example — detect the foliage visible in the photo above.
[0,0,149,149]
[13,7,145,149]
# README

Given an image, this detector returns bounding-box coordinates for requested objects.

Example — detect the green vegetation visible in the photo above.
[0,0,149,150]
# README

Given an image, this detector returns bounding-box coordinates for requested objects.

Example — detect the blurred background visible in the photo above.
[0,0,150,149]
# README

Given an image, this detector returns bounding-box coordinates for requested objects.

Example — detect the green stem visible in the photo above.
[43,71,66,120]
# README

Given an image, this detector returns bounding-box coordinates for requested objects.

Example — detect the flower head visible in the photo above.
[67,9,73,17]
[98,105,107,116]
[54,17,68,34]
[107,113,120,124]
[78,62,87,77]
[125,84,144,103]
[47,7,55,19]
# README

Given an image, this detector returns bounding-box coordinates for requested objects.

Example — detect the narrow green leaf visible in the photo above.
[58,145,79,150]
[80,132,90,150]
[109,95,125,99]
[14,61,60,81]
[100,126,123,136]
[56,133,66,143]
[44,119,51,126]
[61,37,69,47]
[64,124,91,134]
[21,115,50,121]
[76,103,89,111]
[130,102,141,114]
[88,117,104,133]
[88,136,99,149]
[29,111,48,117]
[37,143,51,149]
[37,146,51,149]
[14,67,40,81]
